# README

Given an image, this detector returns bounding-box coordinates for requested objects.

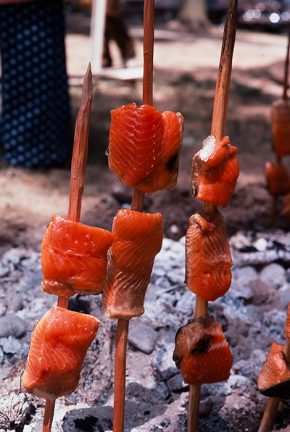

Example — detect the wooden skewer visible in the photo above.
[188,1,237,430]
[282,29,290,101]
[42,64,93,432]
[258,336,290,432]
[42,399,55,432]
[113,1,154,431]
[211,0,238,143]
[270,31,290,226]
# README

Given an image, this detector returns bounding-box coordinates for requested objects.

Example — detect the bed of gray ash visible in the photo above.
[0,228,290,432]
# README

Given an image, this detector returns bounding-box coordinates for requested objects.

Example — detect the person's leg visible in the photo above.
[109,15,135,66]
[0,0,71,168]
[102,16,113,68]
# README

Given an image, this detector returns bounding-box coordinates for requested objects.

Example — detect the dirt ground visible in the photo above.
[0,16,289,256]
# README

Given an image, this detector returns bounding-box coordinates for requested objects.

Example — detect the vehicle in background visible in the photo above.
[237,0,290,31]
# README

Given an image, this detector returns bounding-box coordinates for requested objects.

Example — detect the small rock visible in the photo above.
[156,345,177,380]
[177,291,194,316]
[0,347,3,364]
[230,232,251,250]
[227,374,250,391]
[233,359,253,378]
[231,284,253,302]
[247,279,270,305]
[278,284,290,309]
[5,292,23,312]
[0,315,26,338]
[263,310,286,342]
[0,304,7,317]
[253,238,268,252]
[167,373,187,393]
[199,398,213,417]
[233,266,258,285]
[167,269,185,285]
[0,337,21,355]
[260,263,286,288]
[0,265,9,278]
[128,321,158,354]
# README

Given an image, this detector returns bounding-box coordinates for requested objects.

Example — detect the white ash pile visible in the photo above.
[0,230,289,432]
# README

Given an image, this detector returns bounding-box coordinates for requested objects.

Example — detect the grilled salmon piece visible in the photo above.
[103,209,163,319]
[41,215,113,297]
[21,307,99,400]
[173,315,232,384]
[258,342,290,398]
[108,103,183,194]
[265,162,290,196]
[192,135,239,207]
[186,210,232,301]
[272,99,290,157]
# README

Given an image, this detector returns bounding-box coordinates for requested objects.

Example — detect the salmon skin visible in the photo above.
[42,215,113,297]
[21,307,99,400]
[173,314,232,384]
[258,342,290,398]
[103,209,163,319]
[186,210,232,301]
[192,135,239,207]
[265,161,290,196]
[108,103,183,194]
[272,99,290,157]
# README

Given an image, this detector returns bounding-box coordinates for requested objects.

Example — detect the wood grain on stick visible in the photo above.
[211,0,238,143]
[44,65,93,432]
[42,400,55,432]
[113,1,154,430]
[143,0,154,106]
[113,319,129,432]
[283,29,290,100]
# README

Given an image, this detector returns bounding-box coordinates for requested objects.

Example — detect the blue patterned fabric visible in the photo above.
[0,0,71,168]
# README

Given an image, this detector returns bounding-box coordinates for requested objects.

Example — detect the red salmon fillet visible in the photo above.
[173,315,232,384]
[42,215,113,297]
[21,307,99,400]
[265,162,290,196]
[272,99,290,157]
[186,210,232,301]
[258,342,290,398]
[109,103,183,194]
[103,209,163,319]
[192,136,239,207]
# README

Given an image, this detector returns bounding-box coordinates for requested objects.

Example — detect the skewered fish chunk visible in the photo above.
[21,307,99,400]
[173,314,232,384]
[265,162,290,196]
[192,135,239,207]
[258,342,290,398]
[109,103,183,194]
[272,99,290,157]
[103,209,163,319]
[186,210,232,301]
[42,215,113,297]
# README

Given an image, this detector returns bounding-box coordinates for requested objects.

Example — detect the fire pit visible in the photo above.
[0,226,289,431]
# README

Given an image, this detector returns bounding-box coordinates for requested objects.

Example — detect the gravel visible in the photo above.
[0,229,289,431]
